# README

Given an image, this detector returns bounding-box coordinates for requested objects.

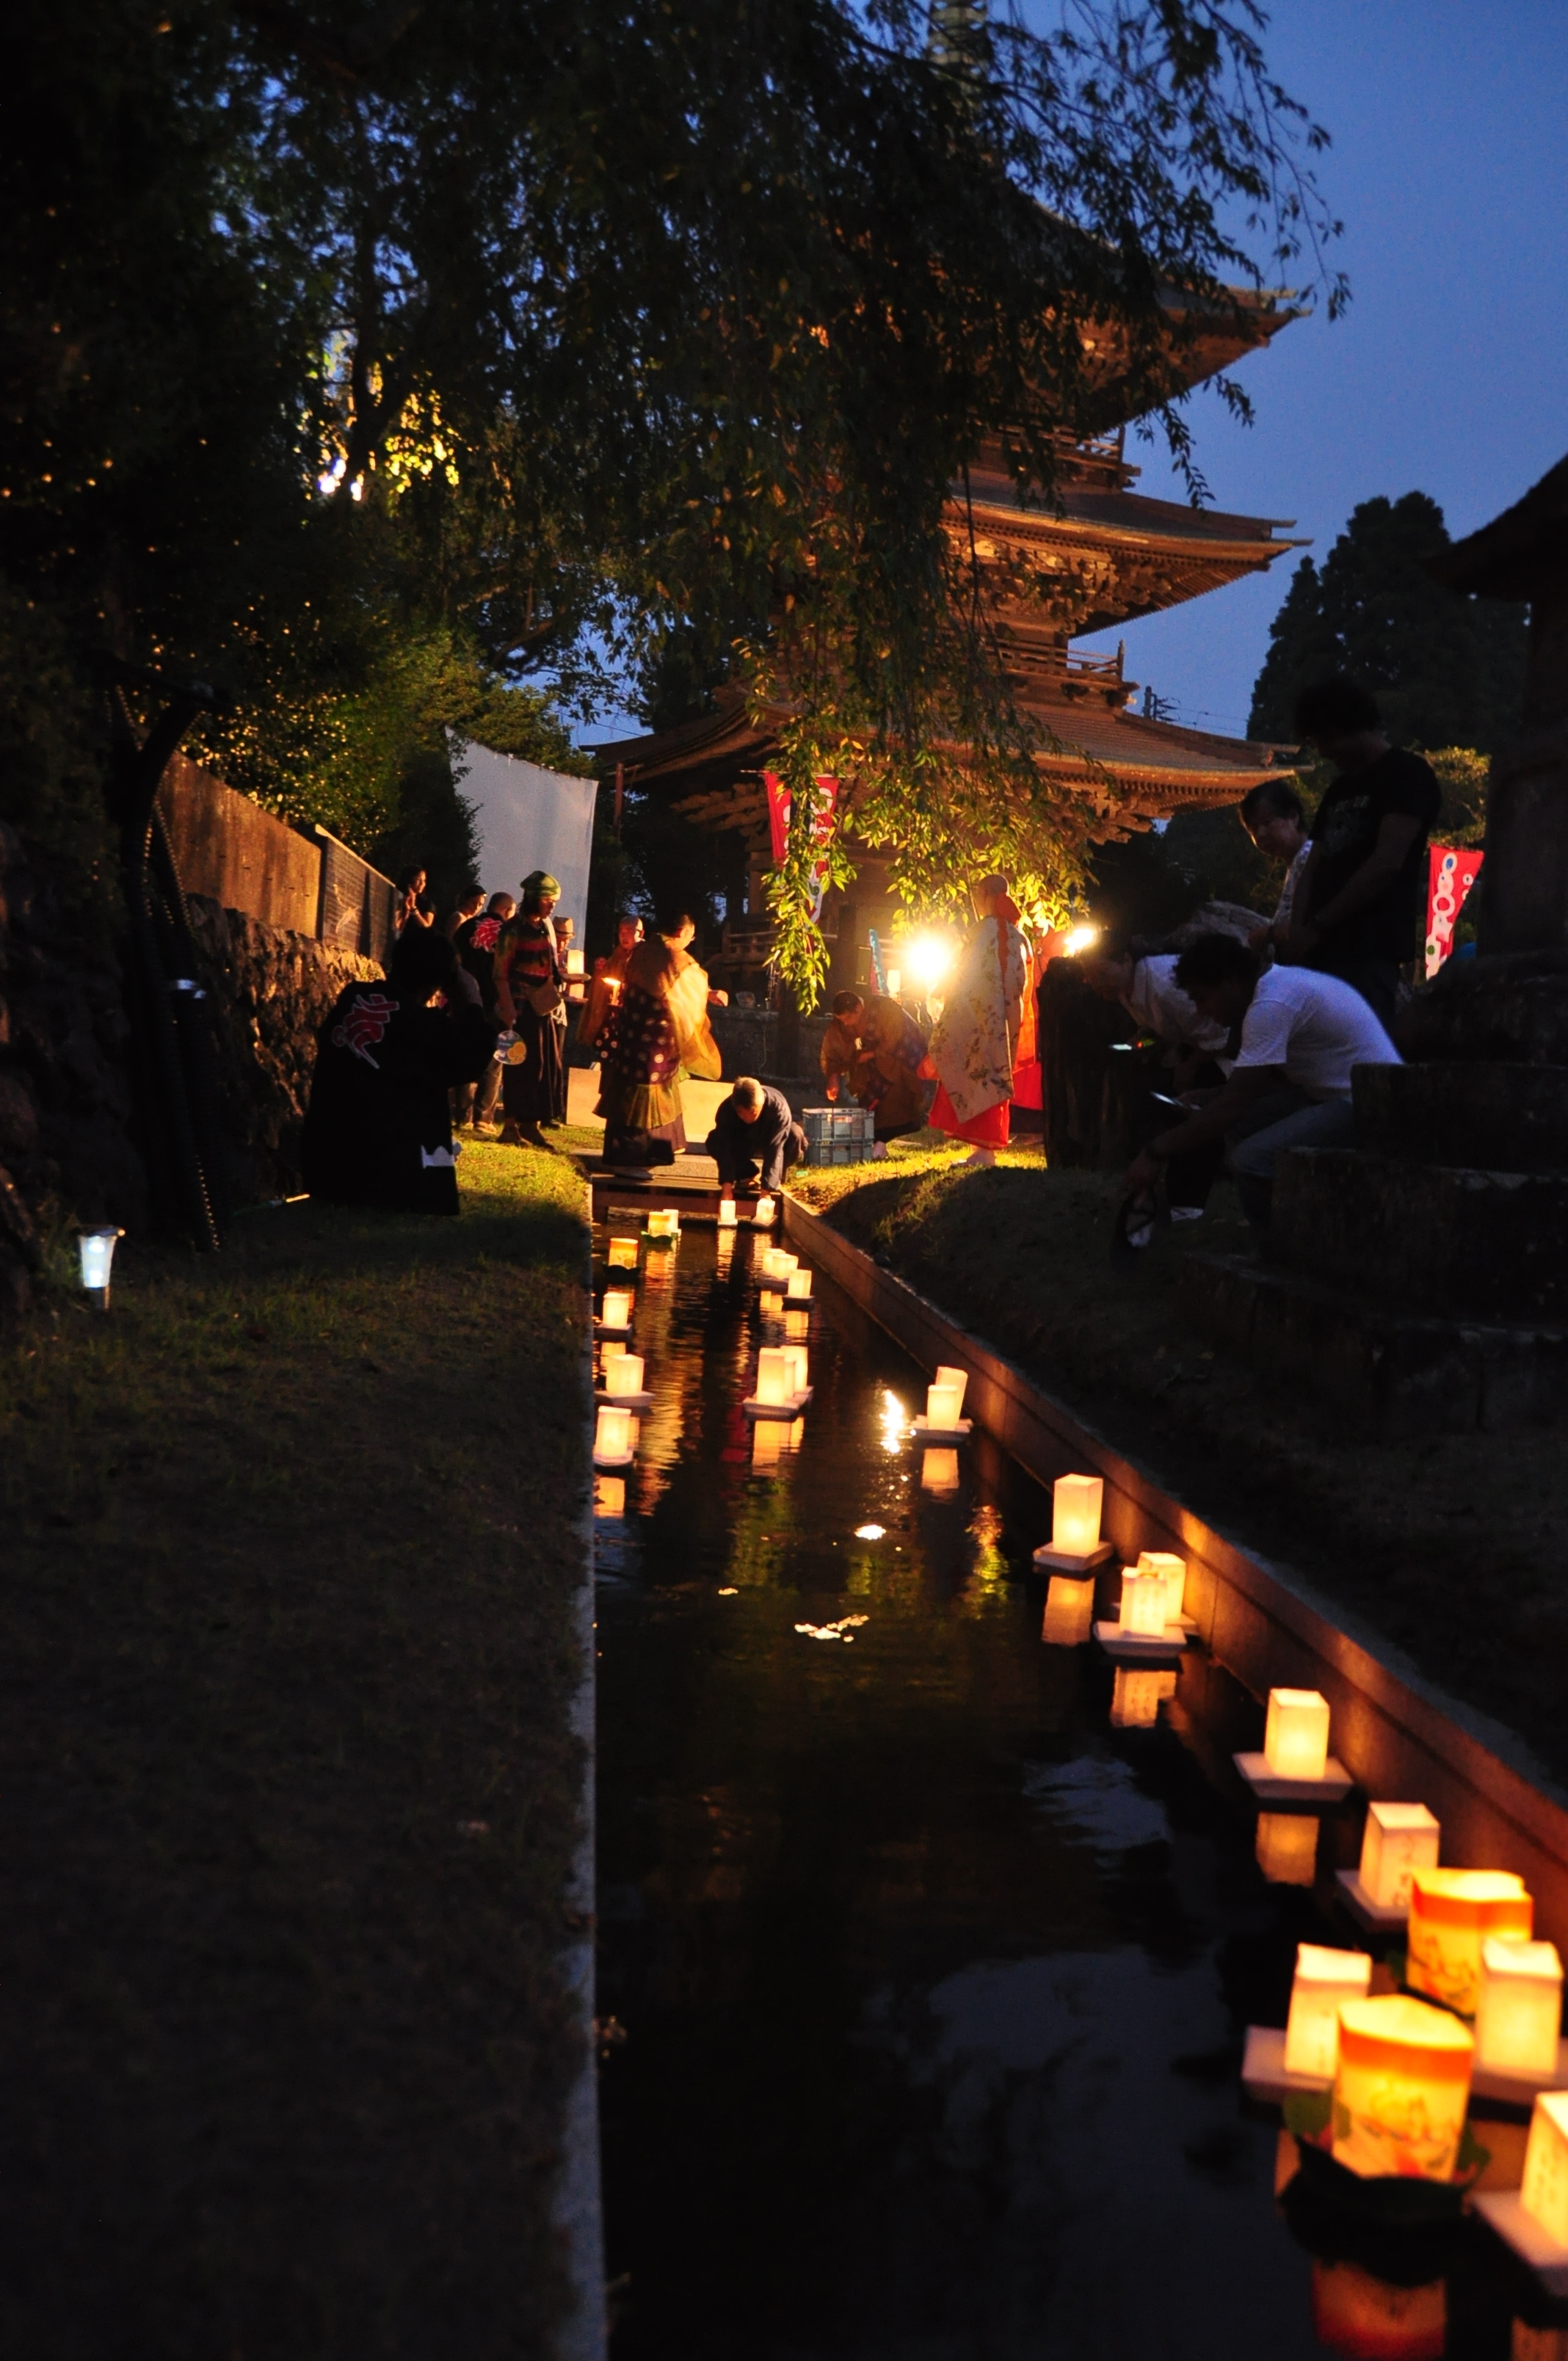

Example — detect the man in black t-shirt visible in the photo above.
[1287,678,1441,1032]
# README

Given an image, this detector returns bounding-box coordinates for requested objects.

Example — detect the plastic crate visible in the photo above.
[802,1106,875,1164]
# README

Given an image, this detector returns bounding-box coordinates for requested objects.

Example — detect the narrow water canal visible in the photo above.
[592,1222,1531,2360]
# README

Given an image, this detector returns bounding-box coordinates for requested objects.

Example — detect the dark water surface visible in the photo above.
[593,1224,1532,2360]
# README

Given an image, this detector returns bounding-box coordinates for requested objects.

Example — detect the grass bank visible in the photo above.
[0,1141,590,2359]
[792,1140,1568,1791]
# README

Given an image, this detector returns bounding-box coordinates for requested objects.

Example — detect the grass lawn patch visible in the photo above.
[793,1145,1568,1791]
[0,1141,590,2358]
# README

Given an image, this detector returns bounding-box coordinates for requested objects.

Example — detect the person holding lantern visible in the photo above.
[923,874,1028,1167]
[580,913,645,1054]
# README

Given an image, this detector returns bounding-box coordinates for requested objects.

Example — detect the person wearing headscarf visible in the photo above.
[595,904,722,1167]
[494,871,567,1149]
[302,925,498,1214]
[580,913,645,1053]
[924,874,1028,1167]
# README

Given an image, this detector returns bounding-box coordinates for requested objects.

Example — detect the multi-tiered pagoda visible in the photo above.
[596,296,1305,996]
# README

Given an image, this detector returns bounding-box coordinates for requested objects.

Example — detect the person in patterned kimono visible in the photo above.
[595,907,722,1169]
[302,925,498,1214]
[924,874,1028,1167]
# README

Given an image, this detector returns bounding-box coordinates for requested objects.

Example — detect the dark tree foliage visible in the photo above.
[1249,493,1529,753]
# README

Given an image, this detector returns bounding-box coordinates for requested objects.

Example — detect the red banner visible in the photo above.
[1424,844,1484,977]
[762,772,838,916]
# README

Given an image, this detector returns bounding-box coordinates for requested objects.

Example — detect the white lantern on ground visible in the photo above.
[717,1198,738,1228]
[1136,1551,1187,1622]
[1285,1943,1373,2081]
[78,1225,123,1308]
[604,1352,647,1399]
[1332,1995,1475,2183]
[756,1347,793,1407]
[1476,1940,1564,2079]
[1522,2092,1568,2247]
[1257,1813,1319,1887]
[1264,1689,1332,1782]
[1359,1802,1441,1912]
[1052,1474,1103,1557]
[1118,1567,1168,1638]
[594,1404,635,1465]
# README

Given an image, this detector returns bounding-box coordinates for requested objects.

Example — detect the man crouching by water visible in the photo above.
[1122,933,1399,1230]
[708,1077,807,1201]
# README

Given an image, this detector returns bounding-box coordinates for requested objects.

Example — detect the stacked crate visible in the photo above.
[802,1106,876,1164]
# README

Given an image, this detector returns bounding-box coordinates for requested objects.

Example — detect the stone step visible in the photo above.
[1273,1147,1568,1323]
[1354,1062,1568,1173]
[1178,1248,1568,1436]
[1408,952,1568,1065]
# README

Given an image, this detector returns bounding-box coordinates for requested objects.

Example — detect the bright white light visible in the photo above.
[1064,924,1098,956]
[904,931,955,995]
[78,1227,122,1293]
[854,1523,886,1540]
[879,1389,906,1455]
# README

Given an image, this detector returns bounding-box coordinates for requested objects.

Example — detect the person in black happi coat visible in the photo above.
[302,925,498,1214]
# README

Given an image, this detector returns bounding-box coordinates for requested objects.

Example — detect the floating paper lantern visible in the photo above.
[1051,1473,1103,1558]
[1332,1995,1474,2183]
[600,1288,634,1330]
[77,1225,123,1308]
[1476,1940,1564,2079]
[1264,1689,1332,1783]
[1118,1567,1169,1638]
[594,1404,635,1465]
[934,1365,968,1418]
[1257,1813,1319,1887]
[1285,1943,1374,2081]
[1522,2092,1568,2246]
[926,1380,962,1430]
[1310,2260,1446,2361]
[756,1347,794,1407]
[1110,1667,1164,1728]
[761,1248,798,1283]
[752,1195,775,1227]
[1136,1550,1187,1622]
[1359,1802,1441,1912]
[921,1447,961,1496]
[1042,1574,1095,1647]
[784,1344,810,1400]
[1408,1869,1533,2017]
[606,1236,639,1269]
[646,1208,679,1240]
[787,1269,813,1299]
[604,1352,647,1400]
[717,1198,738,1228]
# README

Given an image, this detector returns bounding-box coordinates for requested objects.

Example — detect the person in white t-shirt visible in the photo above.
[1122,932,1399,1227]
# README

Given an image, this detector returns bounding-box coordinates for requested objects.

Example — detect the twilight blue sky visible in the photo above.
[1075,0,1568,736]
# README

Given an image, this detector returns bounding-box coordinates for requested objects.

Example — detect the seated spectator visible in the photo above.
[821,990,929,1142]
[1239,780,1312,953]
[302,926,498,1215]
[1122,932,1399,1229]
[1075,931,1234,1219]
[707,1076,806,1197]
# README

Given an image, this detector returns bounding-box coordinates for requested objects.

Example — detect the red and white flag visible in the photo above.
[1424,844,1484,977]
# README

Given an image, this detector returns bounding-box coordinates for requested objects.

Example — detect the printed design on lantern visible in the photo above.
[333,991,399,1067]
[1332,2080,1462,2182]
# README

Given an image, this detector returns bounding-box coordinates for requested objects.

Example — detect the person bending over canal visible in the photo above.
[494,870,567,1150]
[925,875,1028,1167]
[1074,929,1235,1219]
[302,925,498,1215]
[1122,932,1399,1230]
[708,1078,807,1197]
[595,906,722,1168]
[821,990,929,1143]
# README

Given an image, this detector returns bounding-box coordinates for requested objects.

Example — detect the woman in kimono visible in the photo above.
[494,870,567,1150]
[925,874,1028,1167]
[595,907,722,1167]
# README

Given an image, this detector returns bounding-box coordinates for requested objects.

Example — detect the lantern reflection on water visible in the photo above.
[752,1416,805,1469]
[1408,1868,1533,2017]
[1257,1814,1319,1887]
[1285,1943,1373,2080]
[1109,1667,1175,1728]
[921,1447,960,1497]
[1476,1940,1564,2079]
[1041,1573,1096,1647]
[593,1473,625,1518]
[1331,1994,1474,2183]
[1310,2259,1445,2360]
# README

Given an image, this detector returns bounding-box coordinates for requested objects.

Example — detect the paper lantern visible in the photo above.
[1257,1813,1319,1887]
[1407,1869,1533,2017]
[1522,2092,1568,2246]
[934,1365,968,1418]
[646,1208,679,1239]
[1359,1802,1441,1912]
[600,1338,626,1361]
[1136,1550,1187,1622]
[604,1352,647,1400]
[787,1269,813,1299]
[1052,1474,1103,1558]
[606,1236,639,1269]
[1264,1689,1332,1782]
[1332,1994,1474,2183]
[921,1447,961,1496]
[784,1345,809,1400]
[594,1404,635,1465]
[1285,1943,1374,2080]
[763,1248,798,1282]
[600,1288,634,1330]
[77,1225,123,1308]
[565,947,585,977]
[756,1348,793,1407]
[1476,1940,1564,2078]
[1118,1567,1168,1637]
[752,1195,775,1227]
[717,1197,738,1228]
[1042,1574,1095,1647]
[1310,2260,1445,2360]
[926,1380,962,1429]
[1110,1667,1164,1728]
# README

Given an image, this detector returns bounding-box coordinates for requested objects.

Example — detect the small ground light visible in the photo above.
[78,1226,124,1310]
[854,1524,886,1540]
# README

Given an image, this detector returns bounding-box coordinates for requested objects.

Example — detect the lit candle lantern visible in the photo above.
[1117,1567,1169,1637]
[1136,1550,1187,1622]
[1284,1943,1373,2081]
[646,1208,679,1240]
[1263,1688,1332,1783]
[934,1365,968,1418]
[604,1352,646,1399]
[1522,2092,1568,2247]
[1332,1994,1475,2183]
[787,1269,813,1299]
[926,1381,962,1429]
[921,1447,961,1496]
[756,1347,794,1407]
[606,1236,639,1269]
[784,1345,810,1400]
[1041,1573,1095,1646]
[752,1195,775,1227]
[1052,1473,1103,1558]
[1476,1940,1564,2079]
[717,1198,738,1228]
[1407,1869,1533,2017]
[566,947,585,977]
[1257,1813,1320,1887]
[1359,1802,1441,1912]
[1110,1667,1163,1728]
[600,1288,634,1329]
[594,1404,635,1465]
[77,1225,123,1308]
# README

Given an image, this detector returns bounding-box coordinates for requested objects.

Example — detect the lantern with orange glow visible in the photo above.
[1117,1567,1169,1638]
[598,1288,635,1334]
[751,1195,775,1227]
[1034,1472,1115,1575]
[603,1351,648,1401]
[1476,1940,1564,2079]
[1136,1550,1187,1622]
[1284,1943,1373,2080]
[606,1236,639,1269]
[1359,1802,1441,1912]
[717,1198,738,1229]
[1264,1689,1332,1782]
[786,1269,813,1300]
[1110,1667,1164,1729]
[1407,1868,1533,2017]
[921,1447,961,1497]
[934,1366,968,1418]
[1331,1994,1475,2182]
[593,1404,636,1468]
[1041,1574,1095,1647]
[1522,2092,1568,2247]
[1257,1813,1319,1887]
[646,1208,679,1241]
